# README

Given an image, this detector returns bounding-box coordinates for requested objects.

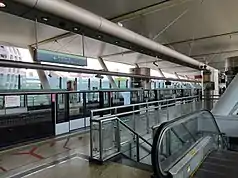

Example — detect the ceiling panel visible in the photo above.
[67,0,165,19]
[0,11,67,47]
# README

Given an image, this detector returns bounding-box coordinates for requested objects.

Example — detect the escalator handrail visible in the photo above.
[151,109,225,178]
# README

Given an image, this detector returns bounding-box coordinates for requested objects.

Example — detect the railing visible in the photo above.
[90,95,202,163]
[90,116,152,162]
[151,110,227,178]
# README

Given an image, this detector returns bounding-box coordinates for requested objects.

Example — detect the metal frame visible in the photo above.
[5,0,210,70]
[152,109,226,177]
[89,95,200,162]
[0,58,200,83]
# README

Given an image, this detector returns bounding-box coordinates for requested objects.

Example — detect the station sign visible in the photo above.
[36,49,87,66]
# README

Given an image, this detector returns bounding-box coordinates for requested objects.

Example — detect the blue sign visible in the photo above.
[36,49,87,66]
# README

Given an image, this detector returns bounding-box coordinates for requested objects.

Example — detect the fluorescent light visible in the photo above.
[0,2,6,8]
[73,27,79,31]
[117,22,123,27]
[42,17,49,21]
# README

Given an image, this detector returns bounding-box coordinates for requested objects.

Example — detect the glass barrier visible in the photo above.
[91,117,152,163]
[90,96,202,162]
[151,110,226,178]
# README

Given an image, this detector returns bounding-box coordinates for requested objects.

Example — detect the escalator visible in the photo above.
[194,150,238,178]
[151,110,237,178]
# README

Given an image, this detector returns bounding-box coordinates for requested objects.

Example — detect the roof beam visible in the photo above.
[31,32,75,47]
[0,59,199,83]
[165,30,238,46]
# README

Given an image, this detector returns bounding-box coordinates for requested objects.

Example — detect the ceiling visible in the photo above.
[1,0,238,76]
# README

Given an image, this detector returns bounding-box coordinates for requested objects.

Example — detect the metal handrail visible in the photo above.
[91,96,198,122]
[91,95,199,113]
[151,110,226,177]
[0,88,200,96]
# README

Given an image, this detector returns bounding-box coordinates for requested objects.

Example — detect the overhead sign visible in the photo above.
[36,49,87,66]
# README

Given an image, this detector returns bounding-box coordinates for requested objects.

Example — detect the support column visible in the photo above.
[28,46,51,89]
[174,72,180,79]
[211,69,219,96]
[97,57,118,89]
[158,68,165,78]
[202,70,213,110]
[130,67,151,89]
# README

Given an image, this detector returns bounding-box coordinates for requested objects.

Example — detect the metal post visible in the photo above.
[133,105,136,131]
[166,99,169,121]
[136,135,140,162]
[90,111,94,159]
[18,74,21,90]
[82,34,85,56]
[146,103,149,134]
[116,119,121,152]
[99,121,103,161]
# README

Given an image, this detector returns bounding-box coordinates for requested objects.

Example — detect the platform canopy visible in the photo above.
[0,0,237,76]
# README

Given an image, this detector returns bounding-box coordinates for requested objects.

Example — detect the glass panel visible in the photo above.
[101,119,118,159]
[69,93,84,119]
[157,111,221,173]
[57,94,66,124]
[85,92,100,117]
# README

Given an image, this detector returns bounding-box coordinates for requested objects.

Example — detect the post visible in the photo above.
[133,105,136,132]
[203,70,213,110]
[136,135,140,162]
[90,111,94,159]
[99,121,103,161]
[146,103,149,134]
[116,119,121,152]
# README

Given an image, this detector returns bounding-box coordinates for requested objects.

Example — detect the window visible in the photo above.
[16,49,20,55]
[7,74,10,81]
[11,74,15,82]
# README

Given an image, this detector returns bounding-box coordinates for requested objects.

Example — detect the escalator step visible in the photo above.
[204,156,238,168]
[209,151,238,163]
[197,162,238,178]
[194,169,226,178]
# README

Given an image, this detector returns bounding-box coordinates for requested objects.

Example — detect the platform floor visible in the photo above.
[0,131,90,176]
[15,156,150,178]
[0,131,151,178]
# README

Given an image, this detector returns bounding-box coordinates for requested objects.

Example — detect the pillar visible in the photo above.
[130,67,151,89]
[202,70,213,110]
[97,57,118,89]
[28,46,51,90]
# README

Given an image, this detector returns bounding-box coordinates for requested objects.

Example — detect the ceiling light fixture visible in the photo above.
[42,17,49,21]
[0,2,6,8]
[73,27,79,31]
[117,22,123,27]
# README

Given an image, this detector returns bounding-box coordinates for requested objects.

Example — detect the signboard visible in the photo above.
[36,49,87,66]
[5,96,21,108]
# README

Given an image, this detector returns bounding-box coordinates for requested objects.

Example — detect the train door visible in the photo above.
[55,93,70,135]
